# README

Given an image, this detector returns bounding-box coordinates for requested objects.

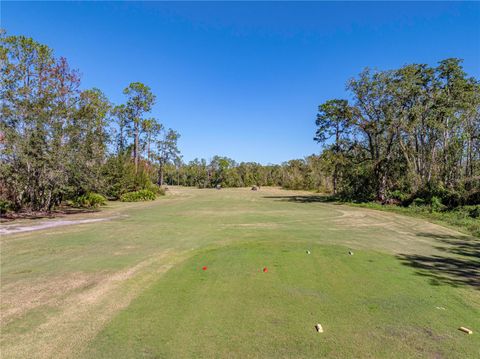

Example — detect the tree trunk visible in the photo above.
[134,122,139,173]
[377,172,387,202]
[333,127,340,195]
[119,125,124,153]
[158,163,164,186]
[333,164,338,195]
[147,137,150,162]
[374,160,388,202]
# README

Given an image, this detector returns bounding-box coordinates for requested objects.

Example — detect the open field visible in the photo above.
[1,187,479,358]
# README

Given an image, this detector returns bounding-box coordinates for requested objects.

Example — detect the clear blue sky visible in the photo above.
[2,2,480,164]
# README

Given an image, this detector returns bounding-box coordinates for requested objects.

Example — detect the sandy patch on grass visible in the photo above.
[1,272,97,326]
[328,207,472,255]
[0,218,113,236]
[221,223,281,229]
[0,250,182,359]
[334,207,463,236]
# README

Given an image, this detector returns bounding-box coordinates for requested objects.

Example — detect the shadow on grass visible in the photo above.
[1,207,99,222]
[397,232,480,289]
[266,195,480,289]
[263,195,338,203]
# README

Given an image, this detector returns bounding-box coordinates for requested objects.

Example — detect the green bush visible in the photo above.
[469,206,480,219]
[0,199,13,215]
[411,198,426,207]
[120,189,157,202]
[440,189,463,208]
[389,190,409,203]
[144,182,166,196]
[430,196,445,213]
[73,193,107,208]
[466,191,480,205]
[102,152,138,200]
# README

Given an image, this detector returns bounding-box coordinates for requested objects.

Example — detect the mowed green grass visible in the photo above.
[82,241,479,358]
[1,187,479,358]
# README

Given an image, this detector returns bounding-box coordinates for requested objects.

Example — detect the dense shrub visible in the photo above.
[466,191,480,206]
[0,199,13,215]
[469,206,480,219]
[102,153,138,199]
[430,196,445,213]
[144,182,166,196]
[440,189,463,208]
[411,198,426,207]
[389,190,409,203]
[120,189,157,202]
[101,153,166,200]
[73,193,107,208]
[337,165,376,203]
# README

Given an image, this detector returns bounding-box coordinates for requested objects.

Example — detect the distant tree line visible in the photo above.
[0,33,180,212]
[161,155,330,191]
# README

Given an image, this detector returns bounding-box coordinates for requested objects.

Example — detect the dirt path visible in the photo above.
[0,218,112,235]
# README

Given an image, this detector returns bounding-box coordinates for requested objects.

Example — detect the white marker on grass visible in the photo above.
[315,324,324,333]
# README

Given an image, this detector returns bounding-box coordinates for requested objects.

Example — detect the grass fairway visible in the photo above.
[83,242,478,358]
[1,187,479,358]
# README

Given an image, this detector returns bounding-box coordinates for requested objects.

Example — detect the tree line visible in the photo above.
[163,58,480,208]
[161,155,329,191]
[0,33,180,212]
[314,59,479,206]
[1,32,478,213]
